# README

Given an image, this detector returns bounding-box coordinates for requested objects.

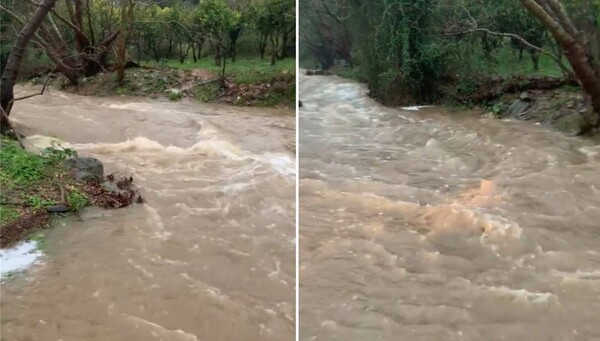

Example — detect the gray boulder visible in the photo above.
[63,157,104,182]
[503,99,533,119]
[551,113,587,136]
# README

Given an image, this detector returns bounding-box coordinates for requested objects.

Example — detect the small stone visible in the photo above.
[519,91,531,101]
[504,99,532,118]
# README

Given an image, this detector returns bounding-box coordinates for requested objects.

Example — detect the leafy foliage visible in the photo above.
[300,0,592,107]
[67,189,89,211]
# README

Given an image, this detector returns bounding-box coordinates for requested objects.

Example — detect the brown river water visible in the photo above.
[1,85,296,341]
[299,74,600,341]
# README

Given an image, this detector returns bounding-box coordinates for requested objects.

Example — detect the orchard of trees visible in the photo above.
[300,0,599,129]
[0,0,295,134]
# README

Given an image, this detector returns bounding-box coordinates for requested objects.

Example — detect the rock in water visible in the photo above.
[503,99,533,119]
[552,114,587,136]
[63,157,104,182]
[519,91,532,101]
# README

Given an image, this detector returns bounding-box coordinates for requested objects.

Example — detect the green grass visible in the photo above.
[0,137,77,190]
[472,45,567,78]
[0,206,20,226]
[0,137,86,231]
[143,57,296,84]
[0,137,54,189]
[67,189,89,211]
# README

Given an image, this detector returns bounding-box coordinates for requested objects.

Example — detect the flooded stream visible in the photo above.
[299,74,600,340]
[1,85,295,341]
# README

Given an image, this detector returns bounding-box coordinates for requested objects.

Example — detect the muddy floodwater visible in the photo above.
[299,74,600,340]
[1,85,295,341]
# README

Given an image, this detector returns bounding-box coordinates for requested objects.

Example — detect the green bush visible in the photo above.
[67,190,89,211]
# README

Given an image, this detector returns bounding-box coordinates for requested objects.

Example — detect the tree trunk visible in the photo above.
[257,33,267,59]
[178,42,185,64]
[228,27,241,63]
[152,43,160,62]
[230,42,237,63]
[191,43,197,63]
[270,33,279,66]
[530,50,540,71]
[1,0,59,134]
[519,47,524,61]
[520,0,600,127]
[214,44,221,66]
[196,40,204,60]
[166,39,173,59]
[115,1,135,86]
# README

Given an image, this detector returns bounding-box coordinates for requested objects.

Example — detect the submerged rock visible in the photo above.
[63,156,104,181]
[503,99,533,119]
[551,114,587,136]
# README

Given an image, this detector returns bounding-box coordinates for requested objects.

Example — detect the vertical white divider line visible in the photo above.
[295,0,300,339]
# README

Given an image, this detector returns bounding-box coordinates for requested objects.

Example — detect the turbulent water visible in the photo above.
[1,85,295,341]
[299,74,600,340]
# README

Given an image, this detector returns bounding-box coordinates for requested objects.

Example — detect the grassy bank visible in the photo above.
[34,57,296,108]
[0,137,88,247]
[143,57,295,84]
[0,137,141,248]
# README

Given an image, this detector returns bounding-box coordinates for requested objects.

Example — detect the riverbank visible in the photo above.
[0,136,139,249]
[28,58,295,108]
[312,67,597,137]
[483,86,596,136]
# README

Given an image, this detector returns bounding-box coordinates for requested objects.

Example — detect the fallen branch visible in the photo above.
[10,75,51,103]
[5,70,53,118]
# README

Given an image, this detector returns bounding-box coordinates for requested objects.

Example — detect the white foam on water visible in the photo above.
[0,241,42,276]
[579,145,600,160]
[107,102,155,111]
[124,314,199,341]
[552,270,600,282]
[260,153,296,176]
[74,136,249,161]
[21,134,73,154]
[487,286,556,305]
[401,105,433,111]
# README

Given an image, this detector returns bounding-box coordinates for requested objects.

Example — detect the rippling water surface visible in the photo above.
[299,73,600,340]
[1,85,295,341]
